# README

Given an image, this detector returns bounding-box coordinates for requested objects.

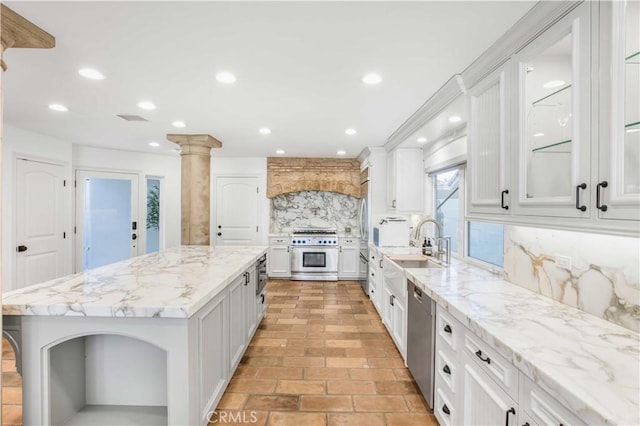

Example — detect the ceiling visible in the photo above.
[3,1,534,158]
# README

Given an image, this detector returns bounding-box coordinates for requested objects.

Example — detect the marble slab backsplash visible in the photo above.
[270,191,360,235]
[504,225,640,332]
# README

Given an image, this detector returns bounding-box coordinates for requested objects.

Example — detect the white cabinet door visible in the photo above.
[467,65,511,215]
[386,151,397,209]
[597,0,640,221]
[382,284,393,332]
[391,294,406,359]
[228,275,246,371]
[386,149,424,212]
[338,238,359,279]
[513,3,592,218]
[462,353,518,426]
[244,269,257,340]
[267,240,290,278]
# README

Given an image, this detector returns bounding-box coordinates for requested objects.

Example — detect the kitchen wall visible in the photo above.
[504,225,640,332]
[270,191,360,235]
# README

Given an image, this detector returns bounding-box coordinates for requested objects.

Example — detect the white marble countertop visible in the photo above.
[381,255,640,425]
[2,246,267,319]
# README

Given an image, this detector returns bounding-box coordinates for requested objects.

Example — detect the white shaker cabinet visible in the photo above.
[467,64,511,215]
[386,148,425,213]
[512,2,592,219]
[267,237,290,278]
[338,237,359,279]
[596,0,640,221]
[368,247,382,312]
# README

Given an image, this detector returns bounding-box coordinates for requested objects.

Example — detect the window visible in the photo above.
[467,221,504,267]
[434,168,461,253]
[146,178,161,253]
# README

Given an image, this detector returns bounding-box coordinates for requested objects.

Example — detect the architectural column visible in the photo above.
[167,134,222,245]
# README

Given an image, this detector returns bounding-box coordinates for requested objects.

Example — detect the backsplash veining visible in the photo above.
[504,225,640,332]
[270,191,360,235]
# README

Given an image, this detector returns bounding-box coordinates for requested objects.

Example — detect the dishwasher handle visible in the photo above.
[413,286,423,303]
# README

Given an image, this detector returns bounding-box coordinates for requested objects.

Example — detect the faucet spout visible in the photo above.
[411,218,441,246]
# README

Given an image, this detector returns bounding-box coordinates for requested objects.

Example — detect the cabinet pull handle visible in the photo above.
[522,423,530,426]
[392,200,396,208]
[287,246,290,252]
[442,404,450,415]
[575,183,587,211]
[245,272,250,285]
[443,324,452,334]
[261,294,265,304]
[443,364,451,375]
[475,350,491,364]
[505,407,515,426]
[596,181,608,212]
[390,295,395,306]
[379,259,383,269]
[501,189,509,210]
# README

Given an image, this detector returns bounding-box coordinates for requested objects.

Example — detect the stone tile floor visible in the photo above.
[1,280,438,425]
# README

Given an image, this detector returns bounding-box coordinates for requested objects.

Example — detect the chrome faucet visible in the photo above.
[411,218,441,247]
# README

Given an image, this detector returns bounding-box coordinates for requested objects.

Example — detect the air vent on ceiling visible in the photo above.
[117,114,148,122]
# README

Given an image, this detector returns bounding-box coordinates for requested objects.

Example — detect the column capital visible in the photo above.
[1,5,55,71]
[167,134,222,156]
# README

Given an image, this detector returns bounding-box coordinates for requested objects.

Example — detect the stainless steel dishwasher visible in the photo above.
[407,278,436,409]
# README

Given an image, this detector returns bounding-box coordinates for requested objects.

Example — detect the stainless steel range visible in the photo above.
[290,227,339,281]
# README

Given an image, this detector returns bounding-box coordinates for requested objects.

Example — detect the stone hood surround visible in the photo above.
[2,246,267,318]
[387,256,640,426]
[267,157,361,198]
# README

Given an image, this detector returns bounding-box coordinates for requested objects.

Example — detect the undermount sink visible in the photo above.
[387,255,443,269]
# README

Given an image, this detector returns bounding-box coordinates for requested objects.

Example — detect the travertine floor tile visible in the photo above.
[386,412,439,426]
[353,395,409,412]
[327,412,386,426]
[299,395,353,412]
[267,411,326,426]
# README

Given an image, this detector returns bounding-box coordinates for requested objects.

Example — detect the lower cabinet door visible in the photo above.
[228,275,246,371]
[391,296,406,359]
[382,285,393,331]
[244,270,257,340]
[435,387,458,426]
[462,353,518,426]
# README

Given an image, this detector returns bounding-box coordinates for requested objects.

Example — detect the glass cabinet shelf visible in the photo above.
[532,84,572,106]
[532,139,572,153]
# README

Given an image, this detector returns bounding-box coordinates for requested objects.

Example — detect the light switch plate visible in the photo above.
[555,255,572,270]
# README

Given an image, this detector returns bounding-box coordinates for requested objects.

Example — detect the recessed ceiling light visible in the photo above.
[362,73,382,85]
[337,150,346,155]
[627,128,640,133]
[137,101,156,110]
[172,121,186,128]
[448,115,462,123]
[78,68,105,80]
[148,142,160,147]
[345,128,357,136]
[48,103,68,112]
[543,80,565,89]
[276,149,285,155]
[533,132,545,137]
[259,127,271,135]
[216,72,236,84]
[417,137,427,143]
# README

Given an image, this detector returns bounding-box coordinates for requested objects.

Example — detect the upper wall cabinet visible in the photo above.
[597,0,639,221]
[512,3,592,218]
[467,64,510,215]
[386,148,425,213]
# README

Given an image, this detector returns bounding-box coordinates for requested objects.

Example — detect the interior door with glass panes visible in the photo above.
[597,0,640,221]
[513,3,591,218]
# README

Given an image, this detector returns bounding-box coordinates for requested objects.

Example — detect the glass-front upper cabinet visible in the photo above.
[598,0,640,220]
[513,3,591,218]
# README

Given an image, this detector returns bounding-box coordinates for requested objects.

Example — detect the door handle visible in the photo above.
[475,350,491,364]
[390,295,395,306]
[132,234,137,240]
[505,407,515,426]
[443,324,452,334]
[596,181,608,212]
[442,404,450,416]
[443,364,451,375]
[501,189,509,210]
[575,183,587,211]
[16,245,28,253]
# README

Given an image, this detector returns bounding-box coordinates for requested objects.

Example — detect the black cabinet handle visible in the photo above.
[16,245,28,253]
[501,189,509,210]
[260,294,265,304]
[390,295,395,306]
[443,365,451,375]
[379,259,383,269]
[217,232,222,236]
[596,181,608,211]
[444,324,452,334]
[442,404,450,415]
[505,407,515,426]
[132,234,137,240]
[244,272,250,285]
[575,183,587,211]
[475,350,491,364]
[522,423,530,426]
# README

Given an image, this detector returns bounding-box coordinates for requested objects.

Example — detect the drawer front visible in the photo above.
[522,376,585,426]
[340,238,358,246]
[435,348,458,395]
[269,237,289,245]
[434,387,458,426]
[436,307,462,352]
[463,332,519,401]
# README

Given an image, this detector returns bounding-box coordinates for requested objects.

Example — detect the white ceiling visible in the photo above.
[3,1,534,158]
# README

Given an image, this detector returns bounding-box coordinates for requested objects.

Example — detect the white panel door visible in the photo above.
[75,170,139,272]
[16,159,66,289]
[215,176,259,245]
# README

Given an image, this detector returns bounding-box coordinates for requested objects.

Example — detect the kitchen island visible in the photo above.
[2,245,267,426]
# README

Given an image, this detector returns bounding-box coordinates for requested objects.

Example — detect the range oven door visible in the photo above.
[291,247,338,273]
